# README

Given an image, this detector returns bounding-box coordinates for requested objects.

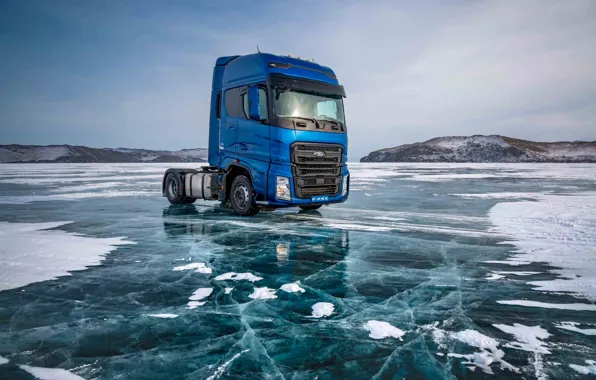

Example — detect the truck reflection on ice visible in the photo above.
[161,205,350,298]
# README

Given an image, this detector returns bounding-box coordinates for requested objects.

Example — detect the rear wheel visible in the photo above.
[299,204,322,211]
[230,175,260,216]
[165,173,196,205]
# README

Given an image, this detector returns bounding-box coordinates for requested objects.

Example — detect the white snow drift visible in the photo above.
[489,192,596,300]
[0,221,134,292]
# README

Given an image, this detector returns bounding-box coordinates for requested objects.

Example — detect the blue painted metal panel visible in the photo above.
[270,126,348,164]
[236,118,271,164]
[220,156,269,197]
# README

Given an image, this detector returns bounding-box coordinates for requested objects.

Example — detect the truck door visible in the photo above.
[236,85,271,163]
[220,87,241,155]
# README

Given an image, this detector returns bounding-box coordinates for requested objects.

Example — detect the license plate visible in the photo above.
[311,195,328,202]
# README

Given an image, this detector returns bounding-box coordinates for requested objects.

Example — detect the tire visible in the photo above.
[229,175,260,216]
[299,204,322,211]
[165,173,196,205]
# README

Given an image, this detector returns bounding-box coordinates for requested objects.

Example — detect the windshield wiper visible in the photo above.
[286,116,318,124]
[315,118,344,129]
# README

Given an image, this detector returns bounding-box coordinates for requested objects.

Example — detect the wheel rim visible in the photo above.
[233,184,250,209]
[168,179,178,198]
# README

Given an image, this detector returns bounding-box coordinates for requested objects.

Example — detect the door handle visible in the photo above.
[238,143,248,151]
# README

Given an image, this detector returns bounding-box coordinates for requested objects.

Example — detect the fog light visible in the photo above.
[276,176,291,201]
[342,175,349,196]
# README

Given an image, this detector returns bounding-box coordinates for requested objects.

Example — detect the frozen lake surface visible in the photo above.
[0,163,595,379]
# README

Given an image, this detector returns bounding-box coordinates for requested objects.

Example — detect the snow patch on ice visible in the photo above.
[569,360,596,375]
[19,365,85,380]
[0,355,8,365]
[148,314,179,319]
[493,323,551,354]
[173,262,212,274]
[497,300,596,311]
[280,282,305,293]
[486,273,505,280]
[486,271,542,280]
[187,301,206,309]
[449,330,517,374]
[451,330,499,350]
[0,221,134,291]
[310,302,334,318]
[189,288,213,301]
[453,192,546,199]
[214,272,262,282]
[249,287,277,300]
[225,287,234,294]
[489,192,596,300]
[555,322,596,336]
[364,320,405,340]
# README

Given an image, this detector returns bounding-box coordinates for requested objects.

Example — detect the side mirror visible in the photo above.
[248,86,261,121]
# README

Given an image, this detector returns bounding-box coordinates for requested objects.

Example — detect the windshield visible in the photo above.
[273,90,345,124]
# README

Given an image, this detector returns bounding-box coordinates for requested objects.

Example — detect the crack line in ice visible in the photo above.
[206,349,250,380]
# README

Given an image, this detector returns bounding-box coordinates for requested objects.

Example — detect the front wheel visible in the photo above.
[230,175,260,216]
[299,204,322,211]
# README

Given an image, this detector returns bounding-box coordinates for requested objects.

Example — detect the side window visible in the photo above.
[258,87,268,120]
[242,93,249,119]
[225,87,243,118]
[215,91,221,119]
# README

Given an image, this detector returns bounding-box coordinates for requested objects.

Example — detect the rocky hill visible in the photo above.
[360,135,596,163]
[0,145,208,163]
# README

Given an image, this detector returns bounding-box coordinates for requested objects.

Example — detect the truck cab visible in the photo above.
[162,53,349,216]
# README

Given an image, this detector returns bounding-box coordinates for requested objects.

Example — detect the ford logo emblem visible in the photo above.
[313,151,326,158]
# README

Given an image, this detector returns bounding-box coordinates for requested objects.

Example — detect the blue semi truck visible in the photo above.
[162,52,349,216]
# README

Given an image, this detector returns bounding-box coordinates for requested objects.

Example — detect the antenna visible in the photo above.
[257,45,261,53]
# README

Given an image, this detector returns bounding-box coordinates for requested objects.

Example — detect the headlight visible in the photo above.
[276,176,291,201]
[342,175,349,196]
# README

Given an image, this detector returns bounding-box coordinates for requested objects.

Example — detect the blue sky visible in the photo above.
[1,0,595,160]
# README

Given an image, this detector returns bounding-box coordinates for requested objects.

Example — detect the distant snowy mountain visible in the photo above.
[0,145,208,163]
[360,135,596,163]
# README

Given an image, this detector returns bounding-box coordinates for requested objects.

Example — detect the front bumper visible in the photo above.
[266,162,349,207]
